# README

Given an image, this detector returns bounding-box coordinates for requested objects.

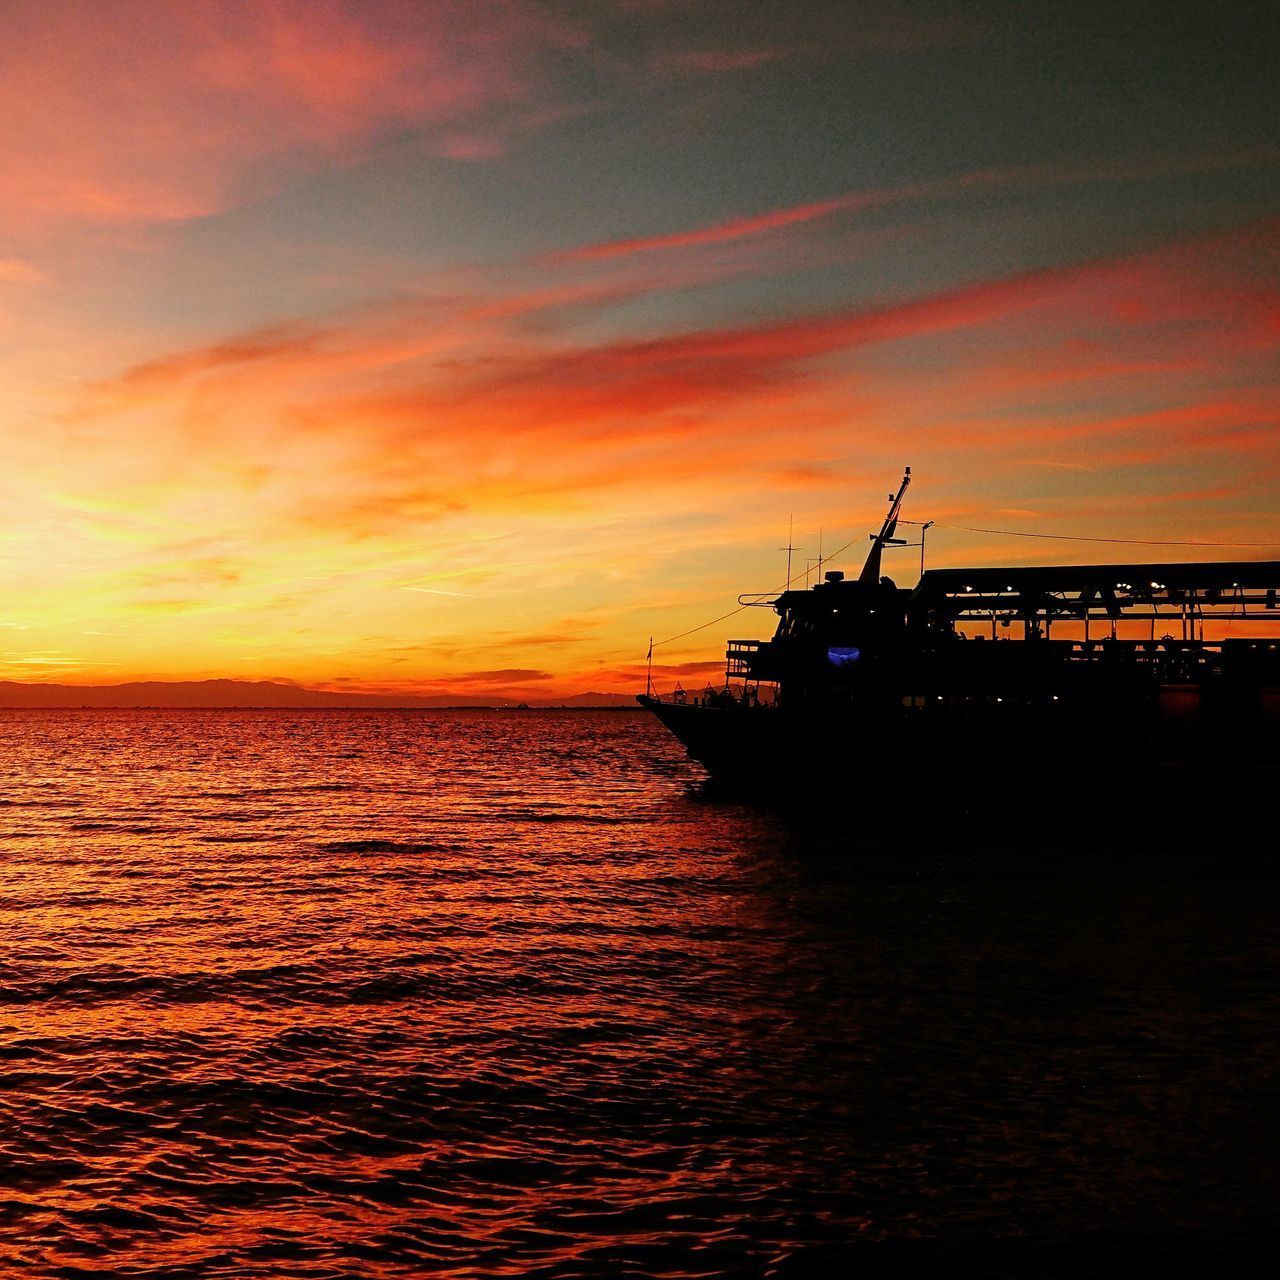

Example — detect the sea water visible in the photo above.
[0,709,1275,1277]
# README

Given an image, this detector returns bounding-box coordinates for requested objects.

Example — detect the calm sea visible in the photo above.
[0,709,1275,1277]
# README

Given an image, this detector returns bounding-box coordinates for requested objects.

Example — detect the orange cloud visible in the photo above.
[77,219,1278,516]
[0,1,574,231]
[7,215,1271,694]
[0,257,46,286]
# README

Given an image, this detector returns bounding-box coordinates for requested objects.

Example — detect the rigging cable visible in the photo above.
[896,519,1280,548]
[650,521,1280,651]
[651,530,866,648]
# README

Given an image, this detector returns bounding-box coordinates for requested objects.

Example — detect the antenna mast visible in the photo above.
[780,516,796,585]
[858,467,912,585]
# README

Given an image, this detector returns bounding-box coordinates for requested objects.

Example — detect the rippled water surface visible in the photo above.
[1,709,1276,1277]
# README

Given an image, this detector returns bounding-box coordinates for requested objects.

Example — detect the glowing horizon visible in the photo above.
[0,2,1276,701]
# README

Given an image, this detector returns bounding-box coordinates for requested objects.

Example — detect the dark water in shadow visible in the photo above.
[0,709,1275,1277]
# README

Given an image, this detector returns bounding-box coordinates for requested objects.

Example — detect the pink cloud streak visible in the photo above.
[0,0,575,231]
[549,149,1280,264]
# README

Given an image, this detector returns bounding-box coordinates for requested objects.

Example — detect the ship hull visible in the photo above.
[638,693,1276,799]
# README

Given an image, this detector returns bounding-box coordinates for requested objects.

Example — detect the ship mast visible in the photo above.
[858,467,911,585]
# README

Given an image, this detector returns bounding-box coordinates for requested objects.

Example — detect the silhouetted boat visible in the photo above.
[639,470,1280,791]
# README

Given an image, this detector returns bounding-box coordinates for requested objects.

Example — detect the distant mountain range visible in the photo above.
[0,680,637,709]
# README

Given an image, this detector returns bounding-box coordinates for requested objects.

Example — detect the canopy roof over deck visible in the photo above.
[909,561,1280,625]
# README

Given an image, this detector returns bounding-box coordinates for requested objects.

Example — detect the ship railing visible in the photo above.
[726,639,763,676]
[904,637,1280,701]
[647,681,776,708]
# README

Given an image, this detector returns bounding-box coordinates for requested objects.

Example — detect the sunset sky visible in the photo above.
[0,0,1276,699]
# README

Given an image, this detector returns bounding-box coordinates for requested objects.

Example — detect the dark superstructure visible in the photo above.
[639,471,1280,786]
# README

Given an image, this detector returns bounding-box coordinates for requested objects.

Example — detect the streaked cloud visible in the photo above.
[9,213,1262,693]
[0,0,581,232]
[549,150,1280,264]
